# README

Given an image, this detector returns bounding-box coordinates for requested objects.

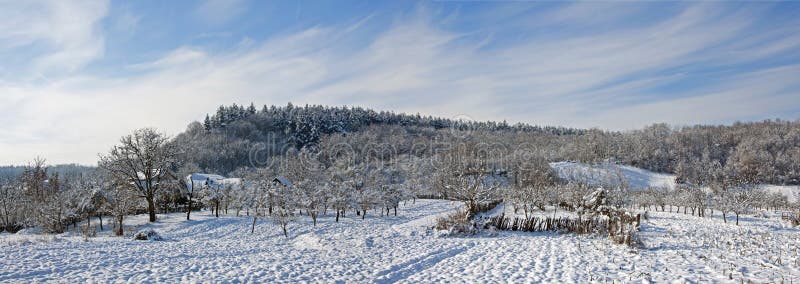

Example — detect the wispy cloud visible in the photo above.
[0,0,109,78]
[0,2,798,164]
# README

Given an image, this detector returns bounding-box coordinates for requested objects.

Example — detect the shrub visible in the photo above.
[434,210,478,236]
[132,229,162,241]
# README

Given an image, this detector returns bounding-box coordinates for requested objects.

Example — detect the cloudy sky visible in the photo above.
[1,1,800,165]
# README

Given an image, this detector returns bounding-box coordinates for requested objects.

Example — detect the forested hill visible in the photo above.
[201,103,584,145]
[177,103,583,174]
[177,103,800,186]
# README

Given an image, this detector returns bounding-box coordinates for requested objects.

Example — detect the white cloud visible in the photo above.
[0,0,109,76]
[0,3,798,165]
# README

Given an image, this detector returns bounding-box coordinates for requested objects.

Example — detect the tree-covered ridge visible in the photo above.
[566,120,800,185]
[185,103,800,186]
[202,103,584,147]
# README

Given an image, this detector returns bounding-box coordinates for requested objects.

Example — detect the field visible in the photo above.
[2,199,799,283]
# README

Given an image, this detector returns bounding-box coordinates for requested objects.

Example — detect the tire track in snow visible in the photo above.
[372,246,471,283]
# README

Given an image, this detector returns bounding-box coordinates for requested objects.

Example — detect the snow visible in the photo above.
[187,173,241,188]
[550,161,800,203]
[2,199,798,282]
[761,184,800,203]
[550,161,677,190]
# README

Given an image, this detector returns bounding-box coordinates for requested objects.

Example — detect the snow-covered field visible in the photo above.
[2,199,799,283]
[550,161,677,190]
[551,161,800,203]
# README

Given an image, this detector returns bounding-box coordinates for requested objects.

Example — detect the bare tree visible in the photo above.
[101,179,140,236]
[436,136,501,218]
[270,182,296,237]
[99,128,180,222]
[0,177,21,232]
[176,163,201,220]
[246,168,273,234]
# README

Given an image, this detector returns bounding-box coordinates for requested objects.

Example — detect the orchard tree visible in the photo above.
[176,163,201,220]
[101,178,140,236]
[99,128,180,222]
[270,181,296,237]
[247,168,273,234]
[435,135,501,217]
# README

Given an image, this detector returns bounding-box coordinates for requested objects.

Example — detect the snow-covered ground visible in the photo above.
[550,161,800,203]
[761,184,800,203]
[2,199,799,283]
[550,161,677,190]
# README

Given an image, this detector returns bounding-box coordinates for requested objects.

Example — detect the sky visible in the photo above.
[1,1,800,165]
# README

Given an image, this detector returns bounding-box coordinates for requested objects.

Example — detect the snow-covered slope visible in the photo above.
[760,184,800,203]
[549,161,677,190]
[549,161,800,203]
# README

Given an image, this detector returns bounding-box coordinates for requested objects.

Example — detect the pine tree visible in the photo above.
[247,103,257,116]
[203,114,212,131]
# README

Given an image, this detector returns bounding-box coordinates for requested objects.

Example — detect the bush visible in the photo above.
[434,210,478,236]
[485,209,643,246]
[132,229,162,241]
[2,224,23,234]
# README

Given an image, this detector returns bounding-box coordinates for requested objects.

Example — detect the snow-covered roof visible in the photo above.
[189,173,225,183]
[185,173,240,189]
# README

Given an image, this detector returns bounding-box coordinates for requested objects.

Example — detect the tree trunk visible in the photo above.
[186,196,192,220]
[735,213,739,226]
[722,212,727,223]
[312,213,318,226]
[98,215,103,231]
[251,216,257,234]
[282,223,288,237]
[362,209,366,220]
[116,215,124,236]
[147,196,157,222]
[215,201,220,218]
[394,206,397,216]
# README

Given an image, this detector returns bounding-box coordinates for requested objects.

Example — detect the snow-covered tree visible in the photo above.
[435,136,501,217]
[176,163,201,220]
[99,128,180,222]
[0,177,22,232]
[269,181,296,237]
[100,179,140,236]
[246,168,273,234]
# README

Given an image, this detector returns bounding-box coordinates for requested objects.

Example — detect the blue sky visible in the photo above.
[1,1,800,165]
